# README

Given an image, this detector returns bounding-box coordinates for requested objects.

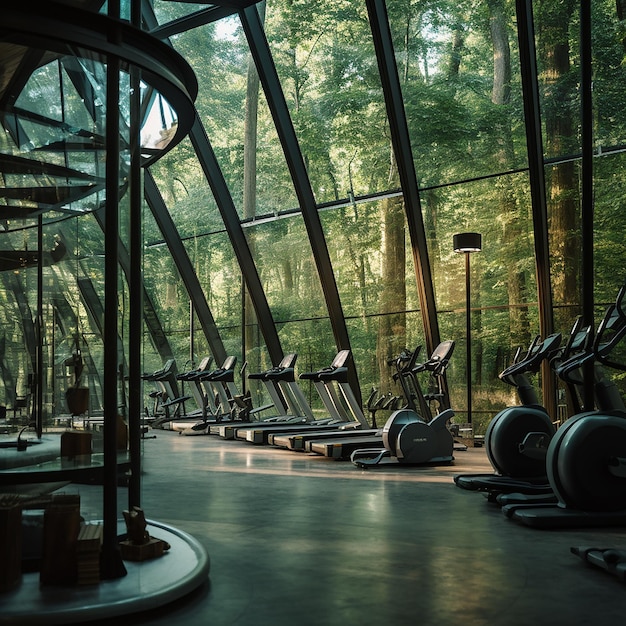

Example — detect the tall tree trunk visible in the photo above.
[488,0,530,350]
[376,150,406,394]
[617,0,626,52]
[536,0,580,329]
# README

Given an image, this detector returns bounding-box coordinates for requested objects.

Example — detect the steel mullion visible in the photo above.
[515,0,556,416]
[239,6,360,402]
[144,169,227,365]
[365,0,440,356]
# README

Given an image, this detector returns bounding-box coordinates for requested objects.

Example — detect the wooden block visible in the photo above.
[120,537,165,561]
[61,430,92,460]
[76,523,102,586]
[39,495,81,586]
[77,522,103,552]
[117,415,128,450]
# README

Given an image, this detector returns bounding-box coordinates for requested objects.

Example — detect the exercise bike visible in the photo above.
[351,340,456,467]
[503,284,626,528]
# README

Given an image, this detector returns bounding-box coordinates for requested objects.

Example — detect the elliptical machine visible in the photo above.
[351,340,456,467]
[453,332,564,492]
[503,284,626,528]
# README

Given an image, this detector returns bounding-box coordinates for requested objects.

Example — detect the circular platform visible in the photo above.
[0,434,60,470]
[1,520,210,625]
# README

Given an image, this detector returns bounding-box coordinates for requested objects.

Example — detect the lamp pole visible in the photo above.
[453,233,482,426]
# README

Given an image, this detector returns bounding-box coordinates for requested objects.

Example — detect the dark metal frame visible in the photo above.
[240,5,361,401]
[580,0,594,411]
[365,0,441,355]
[515,0,556,416]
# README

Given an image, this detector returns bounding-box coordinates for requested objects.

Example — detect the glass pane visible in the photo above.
[241,215,336,412]
[427,171,539,432]
[168,16,299,218]
[265,0,390,203]
[319,196,423,395]
[148,137,222,241]
[152,1,209,24]
[594,152,626,302]
[387,0,528,188]
[243,217,326,325]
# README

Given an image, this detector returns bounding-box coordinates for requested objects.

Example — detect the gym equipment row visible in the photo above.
[143,356,254,431]
[196,342,462,467]
[233,350,370,444]
[455,282,626,530]
[152,351,362,440]
[144,342,464,470]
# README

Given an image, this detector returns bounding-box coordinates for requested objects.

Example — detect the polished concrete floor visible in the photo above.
[41,429,626,625]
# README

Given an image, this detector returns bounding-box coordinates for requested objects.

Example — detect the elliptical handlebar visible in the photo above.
[387,349,411,367]
[594,301,626,371]
[555,297,626,383]
[614,283,626,320]
[511,345,523,365]
[499,333,562,384]
[388,346,421,372]
[553,323,594,385]
[522,334,542,362]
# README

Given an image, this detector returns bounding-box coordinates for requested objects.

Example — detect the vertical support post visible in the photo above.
[36,215,43,438]
[464,252,472,425]
[127,0,143,513]
[580,0,594,411]
[101,1,127,580]
[454,232,482,426]
[515,0,556,418]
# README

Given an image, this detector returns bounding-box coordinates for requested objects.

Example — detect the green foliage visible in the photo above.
[140,0,626,414]
[5,0,626,421]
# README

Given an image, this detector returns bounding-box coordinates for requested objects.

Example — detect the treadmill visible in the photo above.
[210,353,313,440]
[167,356,215,431]
[269,387,385,451]
[144,359,191,428]
[309,342,455,460]
[177,356,214,419]
[281,349,424,457]
[198,355,240,418]
[235,350,364,444]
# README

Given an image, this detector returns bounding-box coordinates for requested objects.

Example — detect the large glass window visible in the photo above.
[5,0,626,433]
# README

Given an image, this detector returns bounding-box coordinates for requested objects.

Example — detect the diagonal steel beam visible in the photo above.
[365,0,440,355]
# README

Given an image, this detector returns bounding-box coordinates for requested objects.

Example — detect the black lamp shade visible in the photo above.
[453,232,482,253]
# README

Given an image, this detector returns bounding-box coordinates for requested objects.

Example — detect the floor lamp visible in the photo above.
[453,232,482,426]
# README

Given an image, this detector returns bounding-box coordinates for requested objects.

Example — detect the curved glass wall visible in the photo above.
[0,4,196,434]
